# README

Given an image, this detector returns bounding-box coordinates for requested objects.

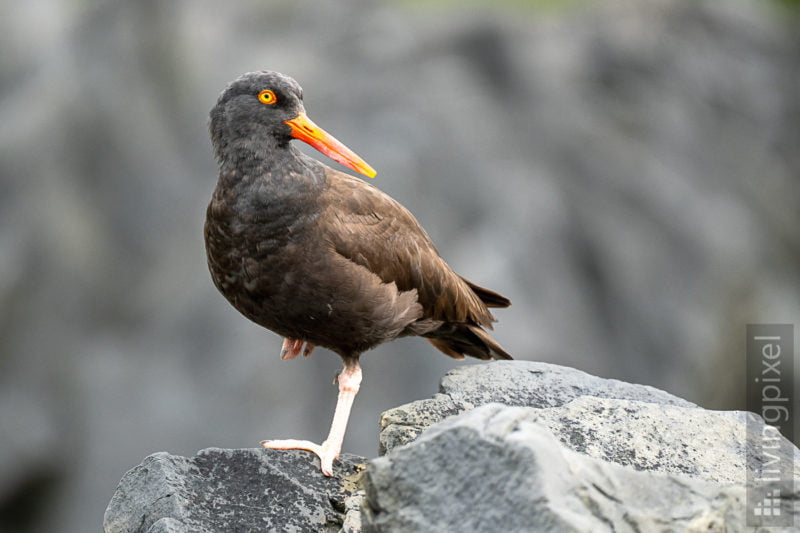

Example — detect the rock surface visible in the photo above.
[365,405,753,532]
[364,362,800,531]
[379,360,694,453]
[381,361,800,482]
[105,361,800,532]
[103,448,366,533]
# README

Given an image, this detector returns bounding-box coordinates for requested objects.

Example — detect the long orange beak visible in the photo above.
[284,112,377,178]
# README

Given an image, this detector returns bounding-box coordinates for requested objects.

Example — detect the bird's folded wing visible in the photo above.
[319,171,495,327]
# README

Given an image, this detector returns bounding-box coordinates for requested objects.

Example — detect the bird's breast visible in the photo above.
[204,181,320,311]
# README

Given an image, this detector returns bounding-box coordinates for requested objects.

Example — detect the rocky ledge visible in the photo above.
[104,361,799,532]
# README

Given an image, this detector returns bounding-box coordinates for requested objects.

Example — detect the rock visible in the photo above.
[367,361,800,531]
[364,405,763,532]
[103,448,366,533]
[382,362,799,485]
[527,395,800,485]
[380,360,694,453]
[340,488,366,533]
[104,362,800,532]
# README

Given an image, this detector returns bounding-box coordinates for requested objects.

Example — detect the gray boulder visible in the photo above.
[519,395,797,485]
[105,361,799,532]
[367,361,800,531]
[364,404,766,532]
[103,448,366,533]
[379,360,694,453]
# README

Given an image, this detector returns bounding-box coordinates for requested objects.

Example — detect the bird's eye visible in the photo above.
[257,89,277,105]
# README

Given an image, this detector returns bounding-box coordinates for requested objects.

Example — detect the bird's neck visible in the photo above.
[215,140,326,201]
[216,134,299,172]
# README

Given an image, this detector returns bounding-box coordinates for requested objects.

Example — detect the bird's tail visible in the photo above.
[426,324,512,361]
[461,278,511,308]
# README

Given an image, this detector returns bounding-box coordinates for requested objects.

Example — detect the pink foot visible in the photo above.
[260,360,361,477]
[261,439,339,476]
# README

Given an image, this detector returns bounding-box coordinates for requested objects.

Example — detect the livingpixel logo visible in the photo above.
[746,324,795,527]
[753,488,782,517]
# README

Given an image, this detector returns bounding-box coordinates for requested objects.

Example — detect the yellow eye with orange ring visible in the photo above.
[257,89,277,105]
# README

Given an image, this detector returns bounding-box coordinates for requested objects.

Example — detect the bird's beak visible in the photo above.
[284,112,377,178]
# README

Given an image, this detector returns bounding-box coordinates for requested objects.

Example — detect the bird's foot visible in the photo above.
[280,339,316,360]
[260,438,339,476]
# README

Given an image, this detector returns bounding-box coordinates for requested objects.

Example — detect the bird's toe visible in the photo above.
[260,438,338,477]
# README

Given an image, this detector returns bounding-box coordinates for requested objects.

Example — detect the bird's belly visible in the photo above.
[206,235,421,355]
[208,240,350,344]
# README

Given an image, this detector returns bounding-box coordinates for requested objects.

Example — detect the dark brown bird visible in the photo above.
[205,71,511,476]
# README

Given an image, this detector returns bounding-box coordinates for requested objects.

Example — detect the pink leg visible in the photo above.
[280,338,316,360]
[261,359,362,476]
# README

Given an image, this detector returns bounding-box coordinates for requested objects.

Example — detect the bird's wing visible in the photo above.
[319,170,495,327]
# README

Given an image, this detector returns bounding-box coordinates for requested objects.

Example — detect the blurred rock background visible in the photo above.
[0,0,798,531]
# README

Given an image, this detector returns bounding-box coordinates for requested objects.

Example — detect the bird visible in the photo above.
[205,71,511,476]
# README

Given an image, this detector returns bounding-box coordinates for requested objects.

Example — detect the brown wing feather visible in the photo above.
[319,169,512,360]
[319,170,494,327]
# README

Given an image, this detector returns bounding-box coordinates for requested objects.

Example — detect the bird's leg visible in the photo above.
[280,338,315,360]
[261,358,362,476]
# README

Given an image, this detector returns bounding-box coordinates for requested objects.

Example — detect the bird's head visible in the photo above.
[209,71,376,178]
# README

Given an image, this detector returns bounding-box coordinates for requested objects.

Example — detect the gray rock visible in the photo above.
[369,361,800,530]
[523,395,800,485]
[340,488,366,533]
[379,360,694,453]
[104,362,800,532]
[103,448,366,533]
[363,404,797,532]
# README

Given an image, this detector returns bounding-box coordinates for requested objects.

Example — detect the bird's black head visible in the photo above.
[209,71,376,177]
[209,71,304,162]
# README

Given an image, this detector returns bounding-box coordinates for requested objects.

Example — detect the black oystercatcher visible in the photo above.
[205,71,511,476]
